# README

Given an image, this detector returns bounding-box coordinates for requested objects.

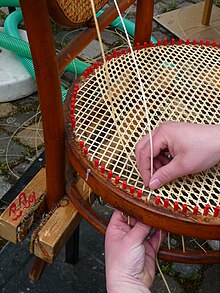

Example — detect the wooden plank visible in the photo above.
[0,168,46,243]
[1,151,45,206]
[154,2,220,44]
[32,178,94,263]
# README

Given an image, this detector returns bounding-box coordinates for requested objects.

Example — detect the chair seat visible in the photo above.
[65,42,220,239]
[47,0,109,26]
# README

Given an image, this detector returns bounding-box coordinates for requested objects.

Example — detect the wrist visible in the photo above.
[209,124,220,159]
[106,276,151,293]
[107,284,151,293]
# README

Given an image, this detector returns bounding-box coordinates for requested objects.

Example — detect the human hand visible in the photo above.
[105,210,165,293]
[135,121,220,190]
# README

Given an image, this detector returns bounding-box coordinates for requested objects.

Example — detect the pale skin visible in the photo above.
[105,121,220,292]
[105,210,165,293]
[135,121,220,190]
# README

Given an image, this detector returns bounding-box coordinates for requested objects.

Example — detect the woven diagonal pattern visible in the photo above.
[73,44,220,216]
[55,0,108,24]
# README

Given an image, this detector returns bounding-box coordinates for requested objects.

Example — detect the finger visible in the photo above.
[106,210,130,241]
[149,156,187,190]
[106,210,127,234]
[127,221,152,245]
[153,158,163,171]
[156,154,171,166]
[121,213,137,227]
[147,230,166,253]
[136,133,170,186]
[109,210,125,225]
[153,154,172,171]
[135,129,158,167]
[135,133,150,167]
[136,141,155,186]
[109,210,135,226]
[107,210,138,237]
[138,164,151,186]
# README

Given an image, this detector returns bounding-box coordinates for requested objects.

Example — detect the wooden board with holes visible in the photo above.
[0,168,46,243]
[154,2,220,44]
[32,178,94,263]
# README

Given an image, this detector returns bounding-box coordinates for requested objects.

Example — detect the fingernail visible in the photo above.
[149,178,162,190]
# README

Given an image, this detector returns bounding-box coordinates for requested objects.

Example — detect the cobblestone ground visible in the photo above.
[0,1,220,293]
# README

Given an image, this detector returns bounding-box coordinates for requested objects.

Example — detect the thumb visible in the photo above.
[149,157,185,190]
[127,222,152,245]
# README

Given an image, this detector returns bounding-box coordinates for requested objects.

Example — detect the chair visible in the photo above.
[19,0,220,278]
[19,0,153,210]
[16,0,154,280]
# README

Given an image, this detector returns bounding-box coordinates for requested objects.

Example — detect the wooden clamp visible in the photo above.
[30,177,94,263]
[0,168,46,243]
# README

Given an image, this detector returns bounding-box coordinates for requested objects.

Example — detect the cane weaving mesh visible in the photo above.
[72,44,220,217]
[55,0,108,24]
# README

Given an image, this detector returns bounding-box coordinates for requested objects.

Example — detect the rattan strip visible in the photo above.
[72,44,220,216]
[89,0,153,179]
[55,0,108,24]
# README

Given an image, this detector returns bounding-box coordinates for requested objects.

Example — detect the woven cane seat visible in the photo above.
[47,0,109,26]
[66,42,220,240]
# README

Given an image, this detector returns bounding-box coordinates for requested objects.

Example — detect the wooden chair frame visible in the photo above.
[19,0,220,277]
[19,0,153,211]
[18,0,155,279]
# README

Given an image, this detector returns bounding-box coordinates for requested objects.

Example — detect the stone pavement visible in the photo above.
[0,1,220,292]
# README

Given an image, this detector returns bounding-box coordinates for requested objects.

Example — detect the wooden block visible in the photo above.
[32,178,93,263]
[0,168,46,243]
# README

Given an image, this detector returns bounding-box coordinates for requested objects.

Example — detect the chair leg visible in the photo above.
[20,0,65,280]
[20,0,65,211]
[134,0,154,44]
[29,257,47,281]
[201,0,214,25]
[65,225,80,265]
